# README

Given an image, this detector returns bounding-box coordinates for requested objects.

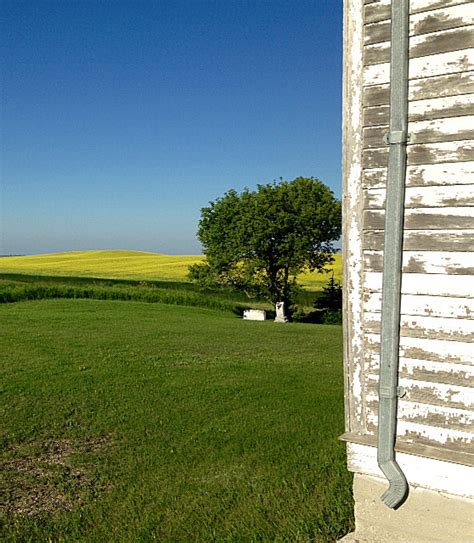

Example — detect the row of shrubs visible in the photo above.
[0,281,239,313]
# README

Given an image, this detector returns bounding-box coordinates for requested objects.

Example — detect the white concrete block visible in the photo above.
[243,309,266,321]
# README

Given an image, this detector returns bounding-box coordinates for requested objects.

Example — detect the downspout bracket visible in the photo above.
[397,386,406,398]
[383,130,409,145]
[379,385,406,399]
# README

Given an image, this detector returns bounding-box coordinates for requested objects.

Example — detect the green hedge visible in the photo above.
[0,281,239,313]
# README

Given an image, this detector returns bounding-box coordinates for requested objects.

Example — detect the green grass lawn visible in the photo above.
[1,299,353,542]
[0,250,342,290]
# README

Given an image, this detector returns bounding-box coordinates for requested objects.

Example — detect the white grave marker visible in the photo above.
[274,302,288,323]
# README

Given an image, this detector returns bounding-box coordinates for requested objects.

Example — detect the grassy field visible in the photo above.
[1,299,353,542]
[0,250,342,290]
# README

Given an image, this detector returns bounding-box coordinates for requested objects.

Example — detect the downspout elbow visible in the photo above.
[378,457,408,509]
[377,391,409,509]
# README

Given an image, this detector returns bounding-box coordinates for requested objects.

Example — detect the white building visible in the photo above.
[341,1,474,540]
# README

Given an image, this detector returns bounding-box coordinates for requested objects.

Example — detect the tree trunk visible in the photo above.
[280,267,291,321]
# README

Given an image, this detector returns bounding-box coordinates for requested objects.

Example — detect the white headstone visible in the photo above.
[243,309,266,321]
[275,302,288,323]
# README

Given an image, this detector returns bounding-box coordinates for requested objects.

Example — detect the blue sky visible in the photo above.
[1,0,343,255]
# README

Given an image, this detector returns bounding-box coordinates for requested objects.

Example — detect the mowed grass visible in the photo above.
[1,299,353,542]
[0,250,342,290]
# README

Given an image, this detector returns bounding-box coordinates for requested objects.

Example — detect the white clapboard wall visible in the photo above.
[342,0,474,475]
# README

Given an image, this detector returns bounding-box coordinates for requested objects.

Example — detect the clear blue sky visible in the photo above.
[1,0,343,255]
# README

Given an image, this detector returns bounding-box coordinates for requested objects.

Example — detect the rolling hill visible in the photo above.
[0,250,342,289]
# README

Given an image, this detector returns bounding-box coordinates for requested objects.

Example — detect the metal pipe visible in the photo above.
[377,0,410,510]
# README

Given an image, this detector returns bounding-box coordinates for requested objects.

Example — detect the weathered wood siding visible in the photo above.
[343,0,474,468]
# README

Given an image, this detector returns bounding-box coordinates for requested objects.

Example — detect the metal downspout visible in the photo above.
[377,0,410,509]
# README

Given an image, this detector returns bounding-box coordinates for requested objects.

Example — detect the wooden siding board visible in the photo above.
[364,291,474,318]
[363,185,474,208]
[364,26,474,66]
[364,354,474,386]
[411,3,474,36]
[363,229,474,251]
[363,271,474,296]
[407,94,474,122]
[363,311,474,341]
[364,104,390,126]
[364,71,474,106]
[366,401,474,433]
[365,0,472,25]
[363,140,474,169]
[363,116,474,148]
[365,333,474,365]
[407,139,474,165]
[397,364,474,389]
[366,377,474,411]
[364,416,474,451]
[363,206,474,230]
[363,162,474,188]
[364,94,474,126]
[399,404,474,432]
[399,426,472,452]
[363,250,474,275]
[364,4,474,45]
[364,49,474,86]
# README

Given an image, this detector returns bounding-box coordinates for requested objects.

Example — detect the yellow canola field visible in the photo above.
[0,250,342,288]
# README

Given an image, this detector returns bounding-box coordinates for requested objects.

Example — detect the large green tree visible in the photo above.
[189,177,341,319]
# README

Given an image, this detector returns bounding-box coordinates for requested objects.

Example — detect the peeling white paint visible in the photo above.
[364,354,474,382]
[343,0,366,430]
[408,93,474,120]
[400,402,474,424]
[364,272,474,297]
[366,413,474,445]
[363,162,474,188]
[406,139,474,162]
[364,206,474,232]
[407,115,474,143]
[366,0,474,19]
[364,292,474,319]
[365,95,474,129]
[366,377,474,410]
[365,26,474,67]
[364,49,474,85]
[364,185,474,209]
[400,378,474,409]
[400,420,473,444]
[364,5,474,44]
[365,334,474,365]
[364,228,474,253]
[364,312,474,341]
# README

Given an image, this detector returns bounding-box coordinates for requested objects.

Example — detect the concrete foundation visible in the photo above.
[340,473,474,543]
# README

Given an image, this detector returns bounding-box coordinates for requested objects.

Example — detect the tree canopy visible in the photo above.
[189,177,341,318]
